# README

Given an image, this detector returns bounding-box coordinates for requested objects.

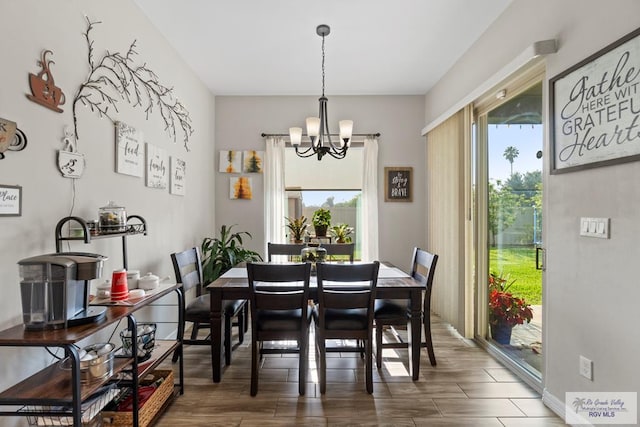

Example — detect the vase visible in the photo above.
[300,244,327,274]
[490,322,513,345]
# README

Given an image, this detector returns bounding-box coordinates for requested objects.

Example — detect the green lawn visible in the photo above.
[489,247,541,305]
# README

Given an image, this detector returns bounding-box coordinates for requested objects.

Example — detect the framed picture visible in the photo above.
[0,184,22,216]
[115,121,144,177]
[145,143,168,189]
[219,150,242,173]
[243,150,264,173]
[170,157,186,196]
[384,167,412,202]
[550,26,640,174]
[230,176,253,200]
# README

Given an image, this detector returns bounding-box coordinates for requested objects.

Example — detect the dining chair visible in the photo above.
[171,247,247,366]
[246,262,311,396]
[313,261,380,394]
[322,242,355,262]
[374,248,439,368]
[267,242,305,262]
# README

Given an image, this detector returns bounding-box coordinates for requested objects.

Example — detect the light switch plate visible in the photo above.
[580,217,610,239]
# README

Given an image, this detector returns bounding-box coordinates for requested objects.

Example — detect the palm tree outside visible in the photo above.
[503,145,519,175]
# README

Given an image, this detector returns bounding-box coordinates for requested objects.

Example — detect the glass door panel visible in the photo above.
[485,82,543,377]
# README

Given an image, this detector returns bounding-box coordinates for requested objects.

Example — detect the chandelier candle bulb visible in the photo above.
[339,120,353,146]
[289,127,302,146]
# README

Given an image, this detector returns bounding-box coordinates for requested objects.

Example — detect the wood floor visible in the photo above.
[156,315,564,426]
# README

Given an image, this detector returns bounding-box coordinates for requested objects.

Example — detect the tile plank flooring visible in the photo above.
[157,314,564,426]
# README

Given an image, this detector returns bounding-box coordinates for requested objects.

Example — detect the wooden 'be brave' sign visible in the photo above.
[384,167,412,202]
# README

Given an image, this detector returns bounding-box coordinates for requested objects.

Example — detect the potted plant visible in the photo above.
[488,272,533,345]
[329,223,353,243]
[201,224,262,283]
[285,216,308,243]
[312,208,331,237]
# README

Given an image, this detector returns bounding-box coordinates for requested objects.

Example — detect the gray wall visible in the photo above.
[0,2,215,423]
[425,0,640,412]
[215,95,426,271]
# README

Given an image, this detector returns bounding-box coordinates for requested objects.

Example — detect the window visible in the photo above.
[285,148,363,259]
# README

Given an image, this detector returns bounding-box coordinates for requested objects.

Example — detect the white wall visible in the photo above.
[0,2,215,424]
[215,95,426,271]
[424,0,640,414]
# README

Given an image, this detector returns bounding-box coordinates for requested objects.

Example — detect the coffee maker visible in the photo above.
[18,252,108,330]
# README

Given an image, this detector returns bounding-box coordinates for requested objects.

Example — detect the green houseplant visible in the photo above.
[488,272,533,345]
[201,224,262,283]
[329,223,353,243]
[312,208,331,237]
[285,216,308,243]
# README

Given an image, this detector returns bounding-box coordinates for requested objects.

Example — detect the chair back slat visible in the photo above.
[411,248,438,290]
[323,289,371,309]
[267,243,305,262]
[171,247,203,294]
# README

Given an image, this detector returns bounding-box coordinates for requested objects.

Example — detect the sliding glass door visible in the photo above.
[476,75,544,385]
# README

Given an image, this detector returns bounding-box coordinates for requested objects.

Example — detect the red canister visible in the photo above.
[111,269,129,301]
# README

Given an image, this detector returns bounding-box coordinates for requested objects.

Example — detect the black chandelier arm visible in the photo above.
[293,145,322,158]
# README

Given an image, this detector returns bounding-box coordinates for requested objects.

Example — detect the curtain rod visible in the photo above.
[261,132,381,138]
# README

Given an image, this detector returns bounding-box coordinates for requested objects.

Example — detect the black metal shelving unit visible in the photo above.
[0,215,183,427]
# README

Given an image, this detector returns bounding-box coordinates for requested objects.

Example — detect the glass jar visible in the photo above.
[301,244,327,273]
[98,201,127,233]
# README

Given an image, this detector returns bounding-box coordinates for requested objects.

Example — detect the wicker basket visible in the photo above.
[101,370,174,427]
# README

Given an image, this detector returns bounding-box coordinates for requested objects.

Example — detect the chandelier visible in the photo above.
[289,24,353,161]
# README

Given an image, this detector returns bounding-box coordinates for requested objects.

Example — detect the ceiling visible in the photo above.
[133,0,513,96]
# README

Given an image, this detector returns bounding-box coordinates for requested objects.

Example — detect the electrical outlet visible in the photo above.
[580,355,593,380]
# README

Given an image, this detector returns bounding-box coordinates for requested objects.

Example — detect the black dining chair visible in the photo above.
[313,261,380,394]
[374,248,439,368]
[246,262,312,396]
[171,247,247,366]
[322,243,355,262]
[267,242,305,262]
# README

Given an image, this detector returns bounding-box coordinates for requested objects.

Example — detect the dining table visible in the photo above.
[206,262,425,383]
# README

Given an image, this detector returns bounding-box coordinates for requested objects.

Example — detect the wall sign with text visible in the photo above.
[384,167,412,202]
[115,121,144,177]
[0,184,22,216]
[145,143,168,189]
[551,26,640,174]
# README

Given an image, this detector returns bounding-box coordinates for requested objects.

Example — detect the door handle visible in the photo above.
[536,247,545,271]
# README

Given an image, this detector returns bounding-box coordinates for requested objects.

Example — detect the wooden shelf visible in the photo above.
[0,357,131,405]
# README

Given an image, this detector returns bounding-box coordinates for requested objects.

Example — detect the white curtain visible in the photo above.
[264,137,287,255]
[360,137,379,261]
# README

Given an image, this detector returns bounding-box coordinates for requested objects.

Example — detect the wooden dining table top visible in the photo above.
[207,262,422,290]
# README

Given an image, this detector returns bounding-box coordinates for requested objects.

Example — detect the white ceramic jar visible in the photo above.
[138,272,159,290]
[126,270,140,290]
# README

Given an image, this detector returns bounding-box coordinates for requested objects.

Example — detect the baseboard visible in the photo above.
[542,389,567,421]
[543,388,594,426]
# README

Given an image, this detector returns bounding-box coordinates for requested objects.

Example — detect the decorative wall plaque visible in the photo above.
[26,50,66,113]
[170,157,186,196]
[145,143,168,189]
[551,26,640,173]
[384,167,413,202]
[115,122,144,177]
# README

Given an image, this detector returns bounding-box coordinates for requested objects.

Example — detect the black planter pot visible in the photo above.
[314,225,327,237]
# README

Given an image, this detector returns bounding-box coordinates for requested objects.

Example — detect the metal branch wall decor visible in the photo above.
[72,18,194,151]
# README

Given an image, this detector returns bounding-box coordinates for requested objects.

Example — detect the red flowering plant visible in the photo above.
[488,272,533,327]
